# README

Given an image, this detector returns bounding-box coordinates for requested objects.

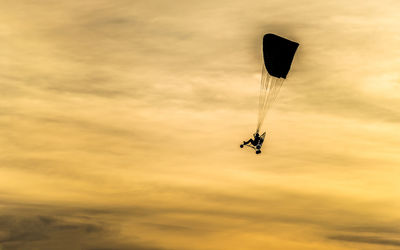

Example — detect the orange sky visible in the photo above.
[1,0,400,249]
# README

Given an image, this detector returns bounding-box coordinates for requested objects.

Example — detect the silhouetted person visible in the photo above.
[243,132,261,147]
[240,132,265,154]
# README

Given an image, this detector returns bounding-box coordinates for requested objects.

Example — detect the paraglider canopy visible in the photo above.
[263,33,299,79]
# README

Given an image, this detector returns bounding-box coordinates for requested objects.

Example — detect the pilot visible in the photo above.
[242,132,261,147]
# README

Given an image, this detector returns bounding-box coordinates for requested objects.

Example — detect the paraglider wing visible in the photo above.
[263,33,299,79]
[256,34,299,132]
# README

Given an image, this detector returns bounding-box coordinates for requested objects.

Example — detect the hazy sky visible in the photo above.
[1,0,400,249]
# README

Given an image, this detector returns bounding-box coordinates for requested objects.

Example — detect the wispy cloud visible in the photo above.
[328,235,400,247]
[1,0,400,249]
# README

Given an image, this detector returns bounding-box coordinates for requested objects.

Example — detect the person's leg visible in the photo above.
[243,139,254,145]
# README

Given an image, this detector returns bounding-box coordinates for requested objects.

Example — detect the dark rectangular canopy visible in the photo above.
[263,33,299,78]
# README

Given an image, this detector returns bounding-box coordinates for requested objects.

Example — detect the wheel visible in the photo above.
[256,145,261,149]
[256,150,261,154]
[240,144,243,148]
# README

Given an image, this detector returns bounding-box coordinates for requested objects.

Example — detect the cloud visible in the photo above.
[2,0,400,250]
[0,214,101,243]
[87,246,167,250]
[335,225,400,234]
[328,235,400,247]
[0,204,168,250]
[141,223,201,234]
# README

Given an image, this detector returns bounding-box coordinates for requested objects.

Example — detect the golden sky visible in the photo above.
[1,0,400,249]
